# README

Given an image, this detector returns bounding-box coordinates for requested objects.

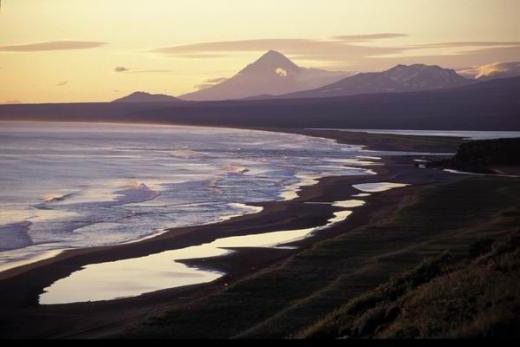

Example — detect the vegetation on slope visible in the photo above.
[300,230,520,338]
[126,176,520,339]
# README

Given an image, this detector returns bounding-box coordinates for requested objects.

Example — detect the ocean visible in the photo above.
[0,121,376,271]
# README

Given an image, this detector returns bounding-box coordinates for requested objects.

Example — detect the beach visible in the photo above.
[0,127,518,338]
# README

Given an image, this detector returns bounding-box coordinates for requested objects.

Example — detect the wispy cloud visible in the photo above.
[0,40,106,52]
[195,77,229,90]
[129,69,174,74]
[55,81,68,87]
[152,36,520,70]
[205,77,228,84]
[457,61,520,79]
[114,66,173,74]
[152,37,405,65]
[411,41,520,49]
[333,33,408,41]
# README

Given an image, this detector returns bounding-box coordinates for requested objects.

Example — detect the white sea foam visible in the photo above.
[0,121,379,270]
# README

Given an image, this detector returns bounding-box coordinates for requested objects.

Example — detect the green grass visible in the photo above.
[124,176,520,339]
[302,230,520,339]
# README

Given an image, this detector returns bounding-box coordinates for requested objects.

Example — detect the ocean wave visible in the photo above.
[218,203,263,222]
[0,122,380,272]
[168,149,202,159]
[0,221,33,251]
[223,164,250,174]
[115,182,160,205]
[43,192,77,203]
[280,175,320,201]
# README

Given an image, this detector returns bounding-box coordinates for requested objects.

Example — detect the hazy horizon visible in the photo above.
[1,0,519,103]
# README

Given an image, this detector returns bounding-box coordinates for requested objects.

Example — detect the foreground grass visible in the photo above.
[125,175,520,338]
[300,230,520,338]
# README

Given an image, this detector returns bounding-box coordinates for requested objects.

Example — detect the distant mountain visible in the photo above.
[180,50,351,101]
[112,91,181,103]
[0,77,518,131]
[458,62,520,81]
[281,64,473,99]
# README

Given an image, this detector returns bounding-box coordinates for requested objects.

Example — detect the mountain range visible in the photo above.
[179,50,350,101]
[279,63,472,99]
[3,76,519,131]
[113,51,517,103]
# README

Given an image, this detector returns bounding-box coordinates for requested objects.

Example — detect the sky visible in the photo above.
[0,0,519,103]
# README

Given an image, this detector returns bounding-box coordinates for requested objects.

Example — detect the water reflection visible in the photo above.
[40,210,352,305]
[40,182,410,305]
[353,182,409,193]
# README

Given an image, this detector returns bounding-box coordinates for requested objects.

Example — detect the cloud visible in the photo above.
[205,77,228,84]
[195,83,215,90]
[3,100,22,104]
[411,41,520,49]
[333,33,408,41]
[56,81,68,87]
[178,54,226,59]
[152,38,400,55]
[152,38,405,66]
[114,66,173,74]
[457,61,520,79]
[151,35,520,71]
[195,77,228,90]
[129,69,174,74]
[0,40,106,52]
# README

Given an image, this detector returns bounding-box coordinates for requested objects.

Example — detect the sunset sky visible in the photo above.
[0,0,519,103]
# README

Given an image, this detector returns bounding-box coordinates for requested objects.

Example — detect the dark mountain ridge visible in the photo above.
[1,76,518,131]
[112,91,182,103]
[280,63,473,99]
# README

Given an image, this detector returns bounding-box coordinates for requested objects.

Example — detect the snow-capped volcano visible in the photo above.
[180,50,350,101]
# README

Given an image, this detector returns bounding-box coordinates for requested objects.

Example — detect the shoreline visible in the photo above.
[0,122,449,280]
[0,122,365,276]
[0,128,463,338]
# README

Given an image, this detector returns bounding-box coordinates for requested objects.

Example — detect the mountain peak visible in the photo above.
[112,91,180,103]
[261,50,289,60]
[179,51,348,101]
[387,64,444,72]
[240,50,300,75]
[383,63,467,86]
[283,63,472,99]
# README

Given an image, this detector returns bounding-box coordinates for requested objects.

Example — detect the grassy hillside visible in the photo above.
[126,175,520,339]
[301,230,520,338]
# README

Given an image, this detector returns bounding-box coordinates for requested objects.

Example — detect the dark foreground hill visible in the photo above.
[0,76,519,131]
[303,229,520,339]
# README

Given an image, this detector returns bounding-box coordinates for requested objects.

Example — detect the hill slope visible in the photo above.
[112,91,182,103]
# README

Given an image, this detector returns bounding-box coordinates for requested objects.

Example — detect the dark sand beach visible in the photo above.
[0,129,518,338]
